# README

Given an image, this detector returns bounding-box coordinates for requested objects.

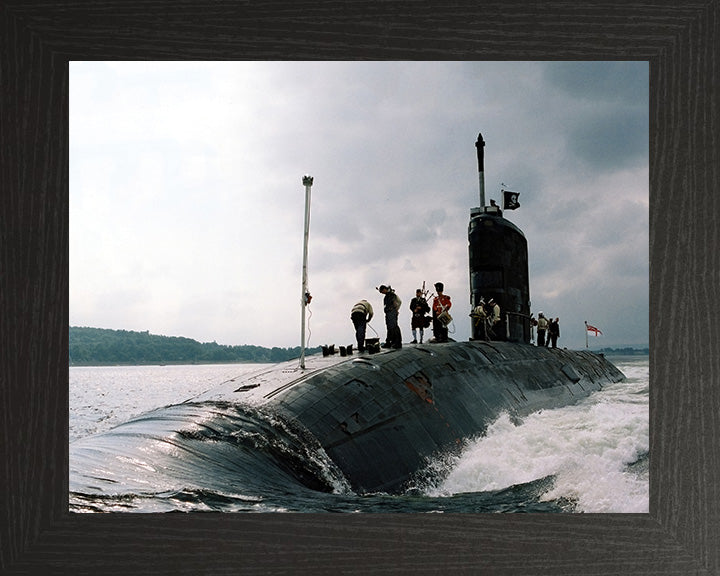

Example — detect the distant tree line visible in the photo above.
[69,327,321,366]
[596,347,649,356]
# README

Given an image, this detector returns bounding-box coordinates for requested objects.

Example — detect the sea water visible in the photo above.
[69,356,649,513]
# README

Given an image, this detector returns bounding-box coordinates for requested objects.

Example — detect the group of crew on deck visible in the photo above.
[535,312,560,348]
[469,297,502,341]
[350,282,560,353]
[350,282,453,353]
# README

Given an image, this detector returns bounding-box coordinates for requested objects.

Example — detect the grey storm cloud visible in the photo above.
[566,110,649,170]
[543,62,649,171]
[543,61,648,103]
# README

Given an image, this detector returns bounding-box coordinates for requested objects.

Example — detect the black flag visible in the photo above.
[503,190,520,210]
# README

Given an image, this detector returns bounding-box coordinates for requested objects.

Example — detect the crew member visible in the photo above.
[488,298,501,329]
[431,282,452,343]
[548,317,560,348]
[470,297,488,341]
[350,299,373,353]
[378,285,402,349]
[537,312,548,347]
[410,289,430,344]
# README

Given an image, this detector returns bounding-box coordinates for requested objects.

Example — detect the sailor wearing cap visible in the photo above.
[537,311,548,347]
[377,285,402,349]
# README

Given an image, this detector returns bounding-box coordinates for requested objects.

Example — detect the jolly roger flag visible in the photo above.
[503,190,520,210]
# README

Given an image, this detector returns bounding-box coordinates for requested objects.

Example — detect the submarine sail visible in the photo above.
[468,207,531,342]
[469,133,531,343]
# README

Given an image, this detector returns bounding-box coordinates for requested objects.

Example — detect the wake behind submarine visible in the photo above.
[70,134,625,498]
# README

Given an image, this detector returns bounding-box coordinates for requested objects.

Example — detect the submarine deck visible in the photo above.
[188,340,624,493]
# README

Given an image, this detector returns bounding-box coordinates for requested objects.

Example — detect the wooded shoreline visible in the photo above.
[69,326,321,366]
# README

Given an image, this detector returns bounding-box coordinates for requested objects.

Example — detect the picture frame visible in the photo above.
[1,1,716,573]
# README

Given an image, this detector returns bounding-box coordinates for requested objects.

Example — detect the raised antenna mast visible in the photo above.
[475,132,486,207]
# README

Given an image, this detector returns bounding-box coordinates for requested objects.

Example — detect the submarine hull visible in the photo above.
[185,340,624,494]
[70,342,624,497]
[268,341,623,493]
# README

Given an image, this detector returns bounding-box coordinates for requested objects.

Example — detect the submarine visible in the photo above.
[70,134,625,498]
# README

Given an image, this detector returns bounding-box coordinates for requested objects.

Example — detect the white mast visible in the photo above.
[300,175,313,370]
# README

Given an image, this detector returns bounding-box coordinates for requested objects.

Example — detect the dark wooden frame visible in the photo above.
[2,1,718,574]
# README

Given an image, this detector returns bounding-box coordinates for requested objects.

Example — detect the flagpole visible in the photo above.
[300,175,313,370]
[585,321,588,348]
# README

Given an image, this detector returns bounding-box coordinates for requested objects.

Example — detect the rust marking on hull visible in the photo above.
[404,372,434,404]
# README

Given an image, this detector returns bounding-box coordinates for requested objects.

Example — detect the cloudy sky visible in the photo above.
[70,61,648,350]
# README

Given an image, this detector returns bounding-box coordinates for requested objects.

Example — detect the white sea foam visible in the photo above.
[429,358,649,512]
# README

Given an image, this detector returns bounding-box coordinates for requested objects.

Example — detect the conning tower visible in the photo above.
[468,133,531,343]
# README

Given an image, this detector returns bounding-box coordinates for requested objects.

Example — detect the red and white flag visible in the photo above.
[585,322,603,336]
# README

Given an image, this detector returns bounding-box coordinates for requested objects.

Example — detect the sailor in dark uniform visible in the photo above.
[378,285,402,349]
[410,289,430,343]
